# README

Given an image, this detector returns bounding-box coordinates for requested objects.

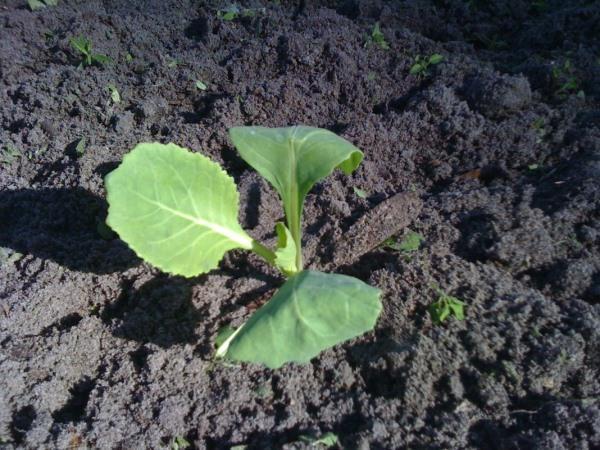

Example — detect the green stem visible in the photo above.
[287,208,303,271]
[251,240,277,267]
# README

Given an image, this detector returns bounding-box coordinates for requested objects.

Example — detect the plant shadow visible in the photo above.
[103,275,204,348]
[0,187,138,274]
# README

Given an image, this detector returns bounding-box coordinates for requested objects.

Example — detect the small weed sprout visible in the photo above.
[70,36,111,68]
[353,187,368,199]
[382,230,424,254]
[106,84,121,104]
[299,432,339,447]
[75,137,86,157]
[365,22,389,50]
[429,286,465,324]
[551,59,584,99]
[531,117,546,143]
[217,5,262,20]
[195,80,208,91]
[0,146,21,165]
[28,0,58,11]
[171,436,191,450]
[410,54,444,77]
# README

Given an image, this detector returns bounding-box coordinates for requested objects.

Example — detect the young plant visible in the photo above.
[106,84,121,104]
[382,230,423,253]
[551,59,584,99]
[105,126,382,368]
[365,22,389,50]
[70,36,111,68]
[409,54,444,77]
[0,146,21,165]
[429,286,465,324]
[28,0,58,11]
[217,5,261,20]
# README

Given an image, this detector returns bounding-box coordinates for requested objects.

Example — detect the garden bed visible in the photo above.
[0,0,599,448]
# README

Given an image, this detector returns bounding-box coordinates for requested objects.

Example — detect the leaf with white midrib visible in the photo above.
[105,142,253,277]
[224,270,382,368]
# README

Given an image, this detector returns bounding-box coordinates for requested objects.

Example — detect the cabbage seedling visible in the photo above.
[105,126,382,368]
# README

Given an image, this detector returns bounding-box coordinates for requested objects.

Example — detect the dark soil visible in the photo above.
[1,0,599,448]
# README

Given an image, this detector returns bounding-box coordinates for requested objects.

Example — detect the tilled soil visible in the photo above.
[0,0,599,448]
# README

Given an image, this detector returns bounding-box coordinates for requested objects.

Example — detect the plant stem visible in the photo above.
[289,218,302,271]
[251,240,277,266]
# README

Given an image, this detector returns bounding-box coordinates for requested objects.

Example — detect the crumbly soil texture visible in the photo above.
[1,0,599,448]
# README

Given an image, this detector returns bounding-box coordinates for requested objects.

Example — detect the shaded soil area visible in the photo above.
[1,0,599,448]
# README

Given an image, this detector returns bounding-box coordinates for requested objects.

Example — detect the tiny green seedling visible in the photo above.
[105,126,382,368]
[217,5,261,20]
[171,436,191,450]
[195,80,207,91]
[298,432,339,448]
[0,146,21,165]
[28,0,58,11]
[75,137,86,157]
[0,247,22,266]
[365,22,389,50]
[551,59,583,99]
[353,187,368,199]
[429,287,465,324]
[70,36,111,68]
[167,58,182,68]
[106,84,121,104]
[531,117,546,143]
[382,230,423,254]
[410,54,444,77]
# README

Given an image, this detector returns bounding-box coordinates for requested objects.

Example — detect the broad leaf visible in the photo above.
[274,222,297,275]
[229,126,363,268]
[224,270,382,368]
[105,142,253,277]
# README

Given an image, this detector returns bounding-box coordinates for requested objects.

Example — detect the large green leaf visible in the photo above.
[105,142,253,277]
[229,126,363,269]
[223,270,382,368]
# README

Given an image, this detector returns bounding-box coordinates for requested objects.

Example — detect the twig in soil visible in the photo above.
[330,192,422,268]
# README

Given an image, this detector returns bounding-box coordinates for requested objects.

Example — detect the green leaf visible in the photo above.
[218,6,239,20]
[92,53,111,65]
[397,231,423,253]
[215,324,237,348]
[448,299,464,320]
[195,80,207,91]
[353,187,368,198]
[299,432,340,447]
[223,270,381,368]
[171,436,191,450]
[107,84,121,103]
[409,63,424,75]
[105,142,253,277]
[70,36,90,55]
[75,137,86,156]
[370,22,389,49]
[274,222,298,275]
[229,126,363,269]
[429,289,465,324]
[44,0,58,6]
[428,53,444,64]
[28,0,47,10]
